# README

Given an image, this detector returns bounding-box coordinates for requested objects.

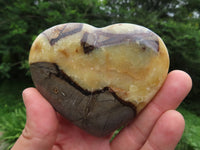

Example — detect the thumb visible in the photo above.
[12,88,58,150]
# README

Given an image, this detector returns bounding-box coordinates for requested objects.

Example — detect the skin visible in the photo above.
[12,70,192,150]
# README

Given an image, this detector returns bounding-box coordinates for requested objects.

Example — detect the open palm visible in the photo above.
[12,70,192,150]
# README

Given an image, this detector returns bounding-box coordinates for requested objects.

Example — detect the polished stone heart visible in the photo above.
[29,23,169,136]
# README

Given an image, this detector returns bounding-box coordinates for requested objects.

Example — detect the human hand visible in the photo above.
[12,70,192,150]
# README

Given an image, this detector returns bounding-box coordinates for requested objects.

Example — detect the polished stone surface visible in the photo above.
[29,23,169,136]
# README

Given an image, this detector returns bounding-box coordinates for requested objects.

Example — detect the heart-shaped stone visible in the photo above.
[29,23,169,136]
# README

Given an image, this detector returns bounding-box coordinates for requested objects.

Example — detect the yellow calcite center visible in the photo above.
[29,24,169,113]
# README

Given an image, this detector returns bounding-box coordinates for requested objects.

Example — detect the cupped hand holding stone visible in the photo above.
[12,70,192,150]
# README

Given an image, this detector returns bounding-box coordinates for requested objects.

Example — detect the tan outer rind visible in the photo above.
[29,23,169,113]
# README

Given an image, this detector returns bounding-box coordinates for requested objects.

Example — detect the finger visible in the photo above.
[141,110,185,150]
[12,88,58,150]
[110,70,192,150]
